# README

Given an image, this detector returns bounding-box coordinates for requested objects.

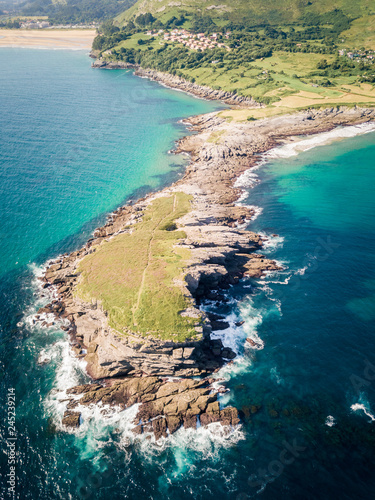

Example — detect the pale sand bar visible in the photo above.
[0,29,96,50]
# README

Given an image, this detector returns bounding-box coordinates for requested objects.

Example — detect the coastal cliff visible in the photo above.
[40,104,375,439]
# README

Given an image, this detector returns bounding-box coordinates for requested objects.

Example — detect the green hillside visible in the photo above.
[116,0,374,27]
[91,0,375,114]
[18,0,137,24]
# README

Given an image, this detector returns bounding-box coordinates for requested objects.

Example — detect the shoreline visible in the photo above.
[91,57,262,107]
[266,121,375,159]
[35,59,375,439]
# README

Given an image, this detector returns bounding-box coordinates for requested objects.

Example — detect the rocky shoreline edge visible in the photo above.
[37,102,375,440]
[90,55,261,107]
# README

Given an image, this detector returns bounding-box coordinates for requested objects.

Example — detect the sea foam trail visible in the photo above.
[267,122,375,159]
[351,403,375,422]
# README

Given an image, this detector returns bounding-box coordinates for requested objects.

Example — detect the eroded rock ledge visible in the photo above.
[41,105,375,439]
[63,377,239,439]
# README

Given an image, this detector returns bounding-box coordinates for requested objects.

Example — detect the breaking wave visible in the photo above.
[266,122,375,159]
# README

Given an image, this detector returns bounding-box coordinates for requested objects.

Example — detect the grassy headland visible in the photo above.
[76,193,202,342]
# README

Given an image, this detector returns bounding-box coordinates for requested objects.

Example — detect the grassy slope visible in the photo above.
[107,0,375,116]
[115,31,161,50]
[341,14,375,50]
[116,0,373,25]
[108,32,375,116]
[76,193,202,342]
[169,51,339,98]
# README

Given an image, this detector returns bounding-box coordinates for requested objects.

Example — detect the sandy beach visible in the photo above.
[0,29,96,49]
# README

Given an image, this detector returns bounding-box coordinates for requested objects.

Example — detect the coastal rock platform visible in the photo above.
[63,377,239,439]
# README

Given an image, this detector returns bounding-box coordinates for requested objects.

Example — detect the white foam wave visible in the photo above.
[233,162,265,212]
[37,348,52,366]
[257,260,309,286]
[209,311,248,355]
[216,355,255,381]
[28,262,47,280]
[246,205,263,221]
[350,403,375,422]
[204,291,273,358]
[267,122,375,159]
[24,262,71,332]
[325,415,336,427]
[258,273,292,286]
[238,300,266,351]
[295,265,308,276]
[234,169,260,190]
[139,422,245,461]
[259,232,285,252]
[45,340,87,415]
[256,283,283,316]
[43,335,244,457]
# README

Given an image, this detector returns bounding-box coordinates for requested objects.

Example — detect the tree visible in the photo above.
[135,12,156,27]
[100,20,119,36]
[317,59,328,69]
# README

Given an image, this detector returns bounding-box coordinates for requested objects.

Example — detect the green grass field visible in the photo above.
[111,29,375,104]
[340,14,375,50]
[76,193,202,342]
[114,31,161,50]
[95,0,375,110]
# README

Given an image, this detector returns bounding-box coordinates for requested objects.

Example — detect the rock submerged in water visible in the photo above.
[62,410,81,428]
[63,377,239,439]
[246,337,262,349]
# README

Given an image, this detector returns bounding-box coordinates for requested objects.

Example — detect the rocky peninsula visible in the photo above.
[39,92,375,440]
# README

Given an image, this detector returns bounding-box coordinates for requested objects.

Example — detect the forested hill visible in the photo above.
[18,0,137,24]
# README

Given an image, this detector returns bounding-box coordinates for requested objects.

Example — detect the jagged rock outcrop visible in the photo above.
[65,377,239,439]
[91,59,135,70]
[62,411,81,428]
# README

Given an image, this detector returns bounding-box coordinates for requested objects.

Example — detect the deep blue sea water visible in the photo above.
[1,48,375,500]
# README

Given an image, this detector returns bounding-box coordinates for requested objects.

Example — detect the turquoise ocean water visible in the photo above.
[1,48,375,499]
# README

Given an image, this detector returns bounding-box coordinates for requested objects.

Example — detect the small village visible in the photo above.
[146,28,231,51]
[339,47,375,63]
[18,19,99,29]
[19,19,50,29]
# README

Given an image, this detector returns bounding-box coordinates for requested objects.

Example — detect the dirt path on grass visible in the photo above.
[132,195,176,326]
